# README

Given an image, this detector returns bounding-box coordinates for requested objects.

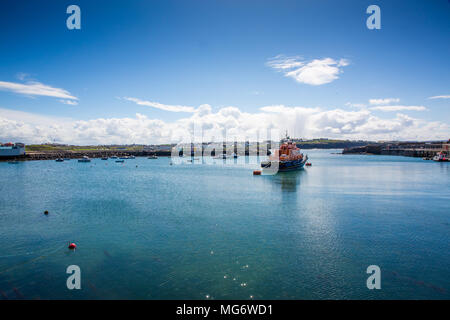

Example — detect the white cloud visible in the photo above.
[0,80,78,101]
[266,55,304,70]
[1,102,448,145]
[60,100,78,105]
[123,97,196,113]
[369,98,400,105]
[366,98,427,112]
[345,102,367,108]
[267,55,350,85]
[428,95,450,99]
[370,105,427,112]
[16,73,29,81]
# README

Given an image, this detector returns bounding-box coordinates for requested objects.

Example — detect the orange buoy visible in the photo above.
[253,170,262,175]
[68,243,77,250]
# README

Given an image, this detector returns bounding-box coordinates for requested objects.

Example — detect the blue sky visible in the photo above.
[0,0,449,144]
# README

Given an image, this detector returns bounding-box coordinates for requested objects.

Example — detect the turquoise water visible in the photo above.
[0,150,449,300]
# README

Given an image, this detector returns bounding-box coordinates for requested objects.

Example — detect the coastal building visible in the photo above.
[0,142,26,157]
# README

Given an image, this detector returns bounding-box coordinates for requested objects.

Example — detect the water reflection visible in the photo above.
[437,162,449,174]
[267,170,306,192]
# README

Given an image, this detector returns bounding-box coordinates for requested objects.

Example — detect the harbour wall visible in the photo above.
[0,150,172,161]
[342,141,449,158]
[0,148,271,161]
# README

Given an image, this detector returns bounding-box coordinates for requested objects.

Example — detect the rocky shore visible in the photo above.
[342,140,449,158]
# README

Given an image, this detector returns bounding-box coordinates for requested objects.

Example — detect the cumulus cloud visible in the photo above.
[0,80,78,101]
[1,102,448,145]
[267,55,350,85]
[369,98,400,105]
[370,105,427,112]
[123,97,196,112]
[428,95,450,99]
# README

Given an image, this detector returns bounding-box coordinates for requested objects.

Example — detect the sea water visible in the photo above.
[0,150,448,299]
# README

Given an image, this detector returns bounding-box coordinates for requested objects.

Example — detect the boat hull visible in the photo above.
[261,156,308,172]
[278,157,308,172]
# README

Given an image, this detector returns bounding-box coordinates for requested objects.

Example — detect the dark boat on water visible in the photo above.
[78,156,91,163]
[261,139,307,172]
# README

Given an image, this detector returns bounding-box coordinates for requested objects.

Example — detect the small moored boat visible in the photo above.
[433,151,449,162]
[78,156,91,163]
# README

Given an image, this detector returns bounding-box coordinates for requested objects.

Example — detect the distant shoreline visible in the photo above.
[4,139,447,161]
[0,147,345,162]
[1,139,371,162]
[343,140,449,158]
[0,150,172,162]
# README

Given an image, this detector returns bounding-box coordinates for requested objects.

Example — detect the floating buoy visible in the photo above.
[44,210,49,215]
[253,170,262,175]
[68,243,77,250]
[306,162,312,166]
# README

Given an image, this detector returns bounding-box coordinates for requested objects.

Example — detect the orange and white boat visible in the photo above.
[261,138,308,172]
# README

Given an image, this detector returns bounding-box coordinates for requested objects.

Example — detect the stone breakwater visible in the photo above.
[1,148,274,161]
[342,141,449,158]
[0,150,172,161]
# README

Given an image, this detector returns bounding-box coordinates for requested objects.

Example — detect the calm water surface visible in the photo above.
[0,150,449,299]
